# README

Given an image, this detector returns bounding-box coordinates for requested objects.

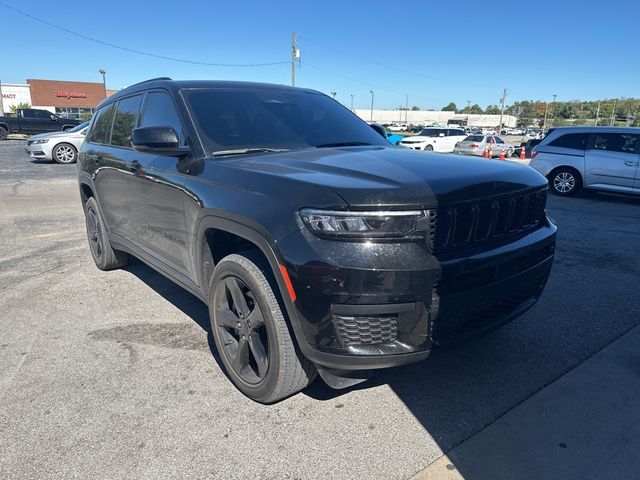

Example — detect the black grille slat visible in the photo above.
[333,315,398,346]
[430,188,547,254]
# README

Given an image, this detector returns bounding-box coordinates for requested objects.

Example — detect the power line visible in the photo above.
[0,1,289,67]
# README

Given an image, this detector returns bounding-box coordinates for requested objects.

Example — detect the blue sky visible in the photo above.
[1,0,638,110]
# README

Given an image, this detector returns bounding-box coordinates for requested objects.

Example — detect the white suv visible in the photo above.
[399,127,467,153]
[530,127,640,196]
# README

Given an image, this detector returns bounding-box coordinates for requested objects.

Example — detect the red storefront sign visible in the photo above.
[53,90,88,99]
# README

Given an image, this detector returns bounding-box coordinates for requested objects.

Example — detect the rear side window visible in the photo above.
[466,135,483,142]
[591,133,639,154]
[140,92,185,145]
[22,109,37,118]
[448,129,465,136]
[549,133,589,150]
[494,137,504,144]
[420,129,438,137]
[87,104,115,145]
[111,95,143,148]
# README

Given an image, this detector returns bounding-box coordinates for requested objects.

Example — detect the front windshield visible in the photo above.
[182,88,388,154]
[68,122,89,133]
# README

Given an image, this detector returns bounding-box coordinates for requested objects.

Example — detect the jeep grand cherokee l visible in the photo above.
[78,78,556,403]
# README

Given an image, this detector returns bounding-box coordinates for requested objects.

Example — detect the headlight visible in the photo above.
[32,139,49,144]
[299,209,424,239]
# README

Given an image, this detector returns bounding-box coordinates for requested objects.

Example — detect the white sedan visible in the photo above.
[399,127,467,153]
[24,122,89,164]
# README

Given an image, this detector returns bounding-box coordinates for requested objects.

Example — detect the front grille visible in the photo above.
[333,315,398,347]
[428,188,547,253]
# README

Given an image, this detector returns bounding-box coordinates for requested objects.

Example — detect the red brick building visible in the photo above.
[27,79,117,119]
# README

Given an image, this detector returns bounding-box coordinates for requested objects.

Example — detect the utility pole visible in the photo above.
[99,69,107,99]
[498,88,507,132]
[369,90,374,123]
[542,102,549,133]
[350,94,354,111]
[405,94,408,124]
[291,32,299,87]
[610,99,617,126]
[595,101,600,126]
[466,100,471,110]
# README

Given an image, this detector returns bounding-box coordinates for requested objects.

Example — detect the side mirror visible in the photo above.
[370,123,387,139]
[50,114,58,121]
[438,132,445,137]
[131,126,190,157]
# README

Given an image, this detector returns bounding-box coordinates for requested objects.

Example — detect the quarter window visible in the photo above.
[140,92,185,144]
[591,133,639,154]
[111,95,143,148]
[87,104,115,145]
[549,133,589,150]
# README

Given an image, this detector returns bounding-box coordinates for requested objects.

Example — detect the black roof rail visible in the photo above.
[126,77,173,88]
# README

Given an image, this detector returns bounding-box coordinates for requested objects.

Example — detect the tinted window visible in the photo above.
[419,129,439,137]
[494,136,505,144]
[592,133,639,154]
[183,89,387,153]
[465,135,484,142]
[140,92,185,144]
[549,133,588,150]
[448,129,465,136]
[22,109,37,118]
[36,110,52,119]
[111,95,143,148]
[87,104,115,145]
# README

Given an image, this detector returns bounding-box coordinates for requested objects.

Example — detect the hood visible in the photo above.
[28,131,83,141]
[219,146,548,209]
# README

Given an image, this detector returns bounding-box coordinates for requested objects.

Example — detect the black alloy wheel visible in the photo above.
[214,275,269,384]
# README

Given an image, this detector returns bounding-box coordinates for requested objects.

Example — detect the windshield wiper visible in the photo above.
[315,141,372,148]
[212,147,289,157]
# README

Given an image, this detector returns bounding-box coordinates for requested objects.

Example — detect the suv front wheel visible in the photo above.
[84,197,129,270]
[209,252,316,403]
[549,167,582,196]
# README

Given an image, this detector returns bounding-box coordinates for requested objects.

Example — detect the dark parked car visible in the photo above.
[0,108,81,139]
[78,78,556,403]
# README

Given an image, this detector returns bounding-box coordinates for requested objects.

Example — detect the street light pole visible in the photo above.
[331,91,337,100]
[99,69,107,99]
[369,90,374,123]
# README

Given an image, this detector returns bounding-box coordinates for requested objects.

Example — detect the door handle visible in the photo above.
[127,160,142,172]
[624,161,639,167]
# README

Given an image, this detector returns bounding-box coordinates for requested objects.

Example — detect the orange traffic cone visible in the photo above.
[519,146,526,159]
[499,147,505,160]
[483,147,489,158]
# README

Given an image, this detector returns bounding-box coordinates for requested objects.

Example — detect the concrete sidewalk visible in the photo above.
[412,325,640,480]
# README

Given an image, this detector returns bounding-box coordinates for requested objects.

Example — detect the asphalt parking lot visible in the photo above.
[1,138,639,480]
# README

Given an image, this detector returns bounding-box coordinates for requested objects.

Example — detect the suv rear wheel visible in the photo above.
[549,167,582,196]
[209,252,316,403]
[84,197,129,270]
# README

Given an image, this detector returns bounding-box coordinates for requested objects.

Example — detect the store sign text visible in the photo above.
[2,93,16,99]
[54,90,88,99]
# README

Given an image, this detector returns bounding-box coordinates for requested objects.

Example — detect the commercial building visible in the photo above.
[353,109,517,128]
[0,79,117,118]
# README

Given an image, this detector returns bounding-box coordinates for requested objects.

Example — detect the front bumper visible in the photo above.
[278,220,556,371]
[25,142,53,160]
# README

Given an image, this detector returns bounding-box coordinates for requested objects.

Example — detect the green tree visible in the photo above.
[464,104,483,114]
[442,102,457,112]
[411,106,420,111]
[485,104,500,115]
[9,102,31,114]
[80,112,93,122]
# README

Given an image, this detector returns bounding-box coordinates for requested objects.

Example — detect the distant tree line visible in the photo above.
[439,98,640,127]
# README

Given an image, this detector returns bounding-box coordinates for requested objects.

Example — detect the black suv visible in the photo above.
[78,78,556,403]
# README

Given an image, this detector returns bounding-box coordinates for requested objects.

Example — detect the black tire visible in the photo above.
[84,197,129,270]
[548,167,582,196]
[209,252,316,403]
[506,147,514,157]
[424,144,434,151]
[52,143,77,164]
[0,127,7,140]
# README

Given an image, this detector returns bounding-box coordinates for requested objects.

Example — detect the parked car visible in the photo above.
[510,127,525,135]
[518,138,543,158]
[0,108,82,139]
[79,77,556,403]
[454,135,515,158]
[24,122,89,164]
[387,123,407,131]
[399,127,467,152]
[530,126,640,196]
[525,128,542,139]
